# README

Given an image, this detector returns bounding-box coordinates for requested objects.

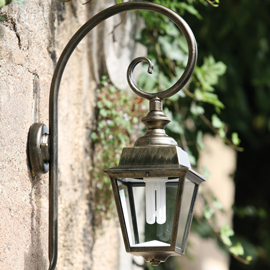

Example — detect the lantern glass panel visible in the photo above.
[176,178,196,250]
[116,178,180,248]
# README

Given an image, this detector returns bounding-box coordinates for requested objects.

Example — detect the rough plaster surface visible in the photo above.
[198,135,236,227]
[0,1,54,269]
[0,0,147,269]
[55,3,95,270]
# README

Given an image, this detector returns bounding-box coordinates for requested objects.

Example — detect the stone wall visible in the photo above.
[0,1,55,269]
[0,0,145,269]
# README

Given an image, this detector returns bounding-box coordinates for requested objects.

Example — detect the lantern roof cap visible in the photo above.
[105,146,190,178]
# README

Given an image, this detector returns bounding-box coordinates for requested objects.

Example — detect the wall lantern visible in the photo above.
[27,1,205,269]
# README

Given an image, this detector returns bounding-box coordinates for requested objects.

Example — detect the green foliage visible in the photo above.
[213,199,223,210]
[231,132,241,146]
[233,205,267,219]
[0,0,24,8]
[204,205,215,219]
[133,1,252,267]
[193,56,226,112]
[202,165,210,179]
[0,0,10,21]
[90,75,147,215]
[136,0,241,170]
[220,224,234,246]
[211,114,225,137]
[230,243,244,256]
[13,0,24,6]
[0,0,10,8]
[0,0,24,20]
[189,2,270,268]
[196,186,252,264]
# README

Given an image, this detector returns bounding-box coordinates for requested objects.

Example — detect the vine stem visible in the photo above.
[198,194,251,265]
[205,0,219,7]
[109,11,128,34]
[199,113,244,152]
[182,86,243,151]
[183,86,196,98]
[155,42,175,80]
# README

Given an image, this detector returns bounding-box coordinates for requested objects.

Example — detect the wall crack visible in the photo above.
[9,18,21,49]
[17,64,39,78]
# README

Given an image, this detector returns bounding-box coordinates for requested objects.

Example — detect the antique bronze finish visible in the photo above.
[105,146,190,264]
[28,123,50,176]
[106,147,205,265]
[27,2,198,269]
[133,95,178,147]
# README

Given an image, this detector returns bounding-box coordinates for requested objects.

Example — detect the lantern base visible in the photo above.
[132,251,178,266]
[150,259,161,266]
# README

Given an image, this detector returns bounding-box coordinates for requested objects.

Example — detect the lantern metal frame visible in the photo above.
[27,1,204,269]
[105,146,205,265]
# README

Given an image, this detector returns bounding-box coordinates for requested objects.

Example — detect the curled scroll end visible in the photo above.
[127,57,155,100]
[147,60,154,74]
[128,56,154,76]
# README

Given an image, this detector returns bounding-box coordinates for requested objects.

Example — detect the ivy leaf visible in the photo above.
[220,225,234,246]
[168,93,179,102]
[91,132,97,141]
[194,56,226,94]
[246,256,253,262]
[191,102,205,115]
[164,107,173,120]
[204,205,215,219]
[202,166,210,179]
[160,71,172,89]
[158,36,186,62]
[167,120,184,134]
[178,35,189,54]
[232,132,241,145]
[109,85,116,94]
[213,199,223,210]
[177,2,202,19]
[104,99,113,109]
[212,114,223,128]
[97,101,103,109]
[218,128,226,138]
[229,243,244,256]
[0,0,5,8]
[116,0,122,4]
[188,152,197,166]
[13,0,25,7]
[163,22,179,37]
[196,130,205,149]
[99,108,108,117]
[194,89,224,108]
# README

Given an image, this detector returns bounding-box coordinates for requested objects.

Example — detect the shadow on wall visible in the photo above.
[24,140,48,270]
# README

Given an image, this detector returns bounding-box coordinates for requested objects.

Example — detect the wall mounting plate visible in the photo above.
[28,123,49,176]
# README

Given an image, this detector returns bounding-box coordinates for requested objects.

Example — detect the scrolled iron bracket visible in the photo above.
[27,1,197,269]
